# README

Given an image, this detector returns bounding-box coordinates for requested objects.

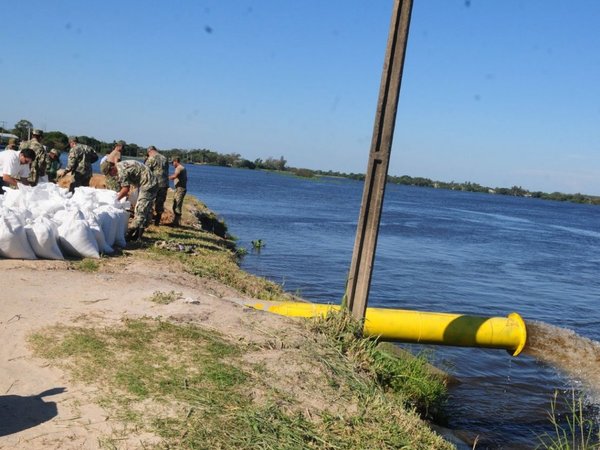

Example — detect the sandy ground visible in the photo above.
[0,257,296,449]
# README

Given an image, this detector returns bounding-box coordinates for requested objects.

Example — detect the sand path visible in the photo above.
[0,258,287,449]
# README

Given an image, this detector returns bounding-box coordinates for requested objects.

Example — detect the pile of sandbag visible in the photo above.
[0,183,130,260]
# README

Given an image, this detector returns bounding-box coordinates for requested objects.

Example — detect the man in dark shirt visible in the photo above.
[168,157,187,227]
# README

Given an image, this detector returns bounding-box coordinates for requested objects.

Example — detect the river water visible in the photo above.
[186,165,600,448]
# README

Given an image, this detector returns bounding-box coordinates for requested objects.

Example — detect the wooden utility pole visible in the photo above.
[346,0,414,321]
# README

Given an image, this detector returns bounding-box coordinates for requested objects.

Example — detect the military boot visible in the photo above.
[126,228,139,241]
[135,227,145,241]
[153,214,161,226]
[171,214,181,227]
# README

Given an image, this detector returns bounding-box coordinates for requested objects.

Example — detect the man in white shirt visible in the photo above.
[0,148,35,194]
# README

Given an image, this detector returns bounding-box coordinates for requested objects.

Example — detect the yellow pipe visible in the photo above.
[247,301,527,356]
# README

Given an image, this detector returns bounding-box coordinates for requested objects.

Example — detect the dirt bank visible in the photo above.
[0,195,452,449]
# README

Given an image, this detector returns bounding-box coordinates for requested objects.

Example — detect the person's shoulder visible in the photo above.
[0,149,17,159]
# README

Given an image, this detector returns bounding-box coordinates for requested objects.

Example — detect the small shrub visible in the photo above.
[147,290,182,305]
[251,239,265,250]
[71,259,100,272]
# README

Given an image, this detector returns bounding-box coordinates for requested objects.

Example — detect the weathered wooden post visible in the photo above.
[346,0,414,321]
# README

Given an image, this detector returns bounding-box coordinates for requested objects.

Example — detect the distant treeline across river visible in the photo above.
[4,120,598,206]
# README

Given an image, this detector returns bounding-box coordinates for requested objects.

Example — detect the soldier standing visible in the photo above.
[19,129,47,185]
[102,160,158,241]
[144,146,169,226]
[168,157,187,227]
[60,136,95,193]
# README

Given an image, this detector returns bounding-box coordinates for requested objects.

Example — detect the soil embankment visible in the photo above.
[0,195,451,449]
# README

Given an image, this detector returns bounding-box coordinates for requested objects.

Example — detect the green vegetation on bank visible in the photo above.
[537,391,600,449]
[4,118,598,206]
[21,189,589,447]
[29,313,451,449]
[26,195,452,448]
[147,194,289,301]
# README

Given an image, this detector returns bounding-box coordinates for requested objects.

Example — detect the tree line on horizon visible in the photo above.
[3,119,598,205]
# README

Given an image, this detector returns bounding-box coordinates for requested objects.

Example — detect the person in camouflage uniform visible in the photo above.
[101,160,120,191]
[168,157,187,227]
[19,129,47,185]
[100,140,126,191]
[46,149,62,183]
[144,146,169,226]
[103,159,158,241]
[61,136,94,193]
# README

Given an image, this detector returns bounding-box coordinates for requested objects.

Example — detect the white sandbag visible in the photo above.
[94,188,119,206]
[2,185,129,259]
[1,188,25,210]
[25,216,64,260]
[0,208,37,260]
[70,187,98,214]
[95,205,118,247]
[25,183,70,217]
[57,212,100,259]
[114,209,129,248]
[53,207,84,227]
[87,213,113,254]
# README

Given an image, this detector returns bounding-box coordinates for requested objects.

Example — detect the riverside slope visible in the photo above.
[0,195,452,449]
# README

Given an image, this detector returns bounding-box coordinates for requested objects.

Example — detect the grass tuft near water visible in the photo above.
[537,390,600,450]
[307,309,448,420]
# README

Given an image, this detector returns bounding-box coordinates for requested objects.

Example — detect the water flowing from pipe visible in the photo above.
[524,321,600,403]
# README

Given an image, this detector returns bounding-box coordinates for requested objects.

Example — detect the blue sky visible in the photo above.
[2,1,599,194]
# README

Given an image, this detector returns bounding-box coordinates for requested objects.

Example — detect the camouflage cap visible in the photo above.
[49,148,60,156]
[68,135,78,142]
[116,140,126,146]
[8,138,17,145]
[32,129,43,135]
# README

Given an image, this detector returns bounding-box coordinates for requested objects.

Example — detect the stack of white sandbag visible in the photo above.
[0,183,130,260]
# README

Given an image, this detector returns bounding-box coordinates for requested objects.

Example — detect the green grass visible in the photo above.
[29,316,452,449]
[70,258,101,272]
[307,309,448,420]
[144,226,289,301]
[537,390,600,449]
[147,290,183,305]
